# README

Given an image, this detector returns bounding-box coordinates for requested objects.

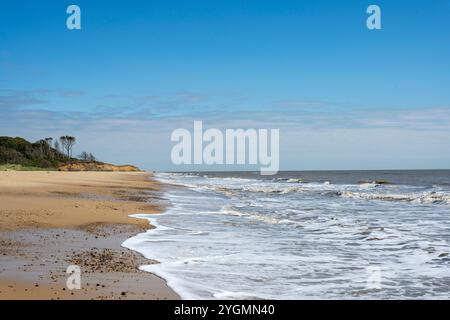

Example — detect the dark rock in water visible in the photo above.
[366,237,384,241]
[358,180,391,186]
[374,180,391,185]
[438,253,449,258]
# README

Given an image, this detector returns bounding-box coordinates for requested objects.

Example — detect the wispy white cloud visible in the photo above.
[1,88,450,170]
[0,89,48,109]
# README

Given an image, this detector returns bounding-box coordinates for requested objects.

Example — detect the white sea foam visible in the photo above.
[342,190,450,204]
[123,172,450,299]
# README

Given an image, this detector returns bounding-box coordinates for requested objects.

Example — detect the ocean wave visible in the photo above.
[208,184,309,195]
[220,205,247,217]
[158,174,450,206]
[342,191,450,204]
[242,185,309,194]
[286,178,304,183]
[125,172,450,300]
[220,205,300,225]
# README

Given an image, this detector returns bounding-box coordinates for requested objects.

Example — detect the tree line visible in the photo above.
[0,135,97,168]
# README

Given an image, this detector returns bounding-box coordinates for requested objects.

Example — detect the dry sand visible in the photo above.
[0,171,179,300]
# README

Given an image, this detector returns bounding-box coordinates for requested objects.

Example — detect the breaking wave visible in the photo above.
[124,171,450,299]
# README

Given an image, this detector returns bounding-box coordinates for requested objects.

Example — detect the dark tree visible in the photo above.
[78,151,89,161]
[78,151,96,162]
[67,136,76,157]
[60,136,76,158]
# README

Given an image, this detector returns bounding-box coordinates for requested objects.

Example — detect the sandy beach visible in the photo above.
[0,171,179,300]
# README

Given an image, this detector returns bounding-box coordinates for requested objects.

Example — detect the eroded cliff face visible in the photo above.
[58,162,141,172]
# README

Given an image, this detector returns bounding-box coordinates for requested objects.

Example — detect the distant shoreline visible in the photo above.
[0,171,179,300]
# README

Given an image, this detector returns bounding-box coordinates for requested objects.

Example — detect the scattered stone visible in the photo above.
[68,248,146,273]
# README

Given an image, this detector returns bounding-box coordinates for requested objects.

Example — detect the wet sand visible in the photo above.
[0,171,179,300]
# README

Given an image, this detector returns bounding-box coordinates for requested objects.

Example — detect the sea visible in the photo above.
[122,170,450,299]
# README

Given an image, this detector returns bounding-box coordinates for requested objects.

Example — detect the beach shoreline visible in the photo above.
[132,171,450,299]
[0,171,179,300]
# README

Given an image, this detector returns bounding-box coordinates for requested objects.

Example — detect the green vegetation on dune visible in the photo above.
[0,136,68,169]
[0,136,138,172]
[0,136,95,171]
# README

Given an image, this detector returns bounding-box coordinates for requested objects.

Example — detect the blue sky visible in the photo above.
[1,0,450,170]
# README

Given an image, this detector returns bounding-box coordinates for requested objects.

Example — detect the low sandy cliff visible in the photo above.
[58,161,141,172]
